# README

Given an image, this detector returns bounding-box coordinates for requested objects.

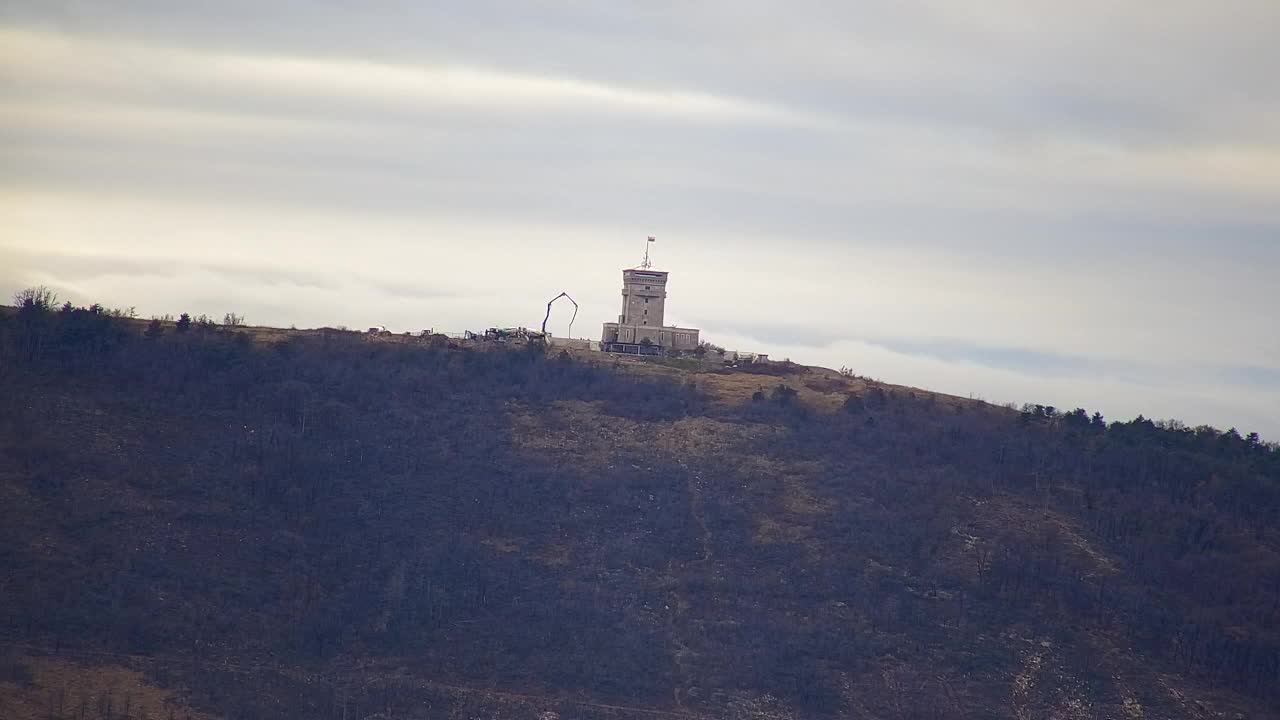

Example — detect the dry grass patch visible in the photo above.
[963,496,1122,581]
[507,400,640,473]
[532,543,573,568]
[480,536,522,554]
[509,400,768,472]
[753,516,809,546]
[0,653,219,720]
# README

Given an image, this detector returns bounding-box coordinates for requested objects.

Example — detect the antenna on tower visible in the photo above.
[641,236,655,269]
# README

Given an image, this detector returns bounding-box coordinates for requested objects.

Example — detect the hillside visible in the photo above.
[1,301,1278,720]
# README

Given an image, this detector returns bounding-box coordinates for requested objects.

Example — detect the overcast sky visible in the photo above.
[2,1,1277,437]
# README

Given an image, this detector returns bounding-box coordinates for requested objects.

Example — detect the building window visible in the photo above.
[644,297,648,303]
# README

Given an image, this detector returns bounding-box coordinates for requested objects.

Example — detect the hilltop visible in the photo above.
[1,301,1278,720]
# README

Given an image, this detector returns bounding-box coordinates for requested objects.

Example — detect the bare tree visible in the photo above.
[13,285,58,310]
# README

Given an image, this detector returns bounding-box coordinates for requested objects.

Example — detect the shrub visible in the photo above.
[13,286,57,311]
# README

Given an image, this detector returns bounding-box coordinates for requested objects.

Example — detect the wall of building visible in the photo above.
[620,270,667,328]
[602,322,699,350]
[603,266,700,353]
[548,337,599,351]
[603,322,662,345]
[665,327,700,349]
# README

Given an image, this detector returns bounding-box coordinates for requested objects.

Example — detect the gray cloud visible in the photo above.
[1,2,1277,437]
[7,1,1275,144]
[1,250,340,292]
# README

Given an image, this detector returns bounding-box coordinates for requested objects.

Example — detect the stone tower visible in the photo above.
[618,268,668,328]
[601,245,700,355]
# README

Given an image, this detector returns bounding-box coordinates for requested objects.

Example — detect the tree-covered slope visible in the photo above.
[1,302,1277,720]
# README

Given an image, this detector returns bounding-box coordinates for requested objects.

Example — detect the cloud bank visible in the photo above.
[2,2,1277,436]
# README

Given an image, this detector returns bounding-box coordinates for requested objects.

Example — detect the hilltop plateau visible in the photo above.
[1,301,1277,720]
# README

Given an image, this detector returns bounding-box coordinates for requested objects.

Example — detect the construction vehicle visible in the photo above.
[483,327,546,343]
[542,292,578,338]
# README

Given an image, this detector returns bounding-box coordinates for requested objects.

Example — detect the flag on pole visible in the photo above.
[647,236,656,242]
